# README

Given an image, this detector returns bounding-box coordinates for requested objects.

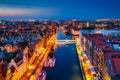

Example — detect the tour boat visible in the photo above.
[38,71,47,80]
[44,57,56,68]
[49,57,56,68]
[44,60,49,68]
[44,58,50,68]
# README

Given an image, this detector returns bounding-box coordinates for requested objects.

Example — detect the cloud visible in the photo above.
[0,7,59,17]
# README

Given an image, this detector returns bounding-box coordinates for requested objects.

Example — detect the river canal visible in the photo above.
[45,31,83,80]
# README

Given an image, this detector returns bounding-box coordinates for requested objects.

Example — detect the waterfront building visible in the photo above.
[81,33,120,80]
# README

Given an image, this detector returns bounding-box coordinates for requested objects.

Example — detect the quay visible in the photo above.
[75,37,98,80]
[20,34,56,80]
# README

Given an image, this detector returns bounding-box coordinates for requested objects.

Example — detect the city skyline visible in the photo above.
[0,16,120,80]
[0,0,120,20]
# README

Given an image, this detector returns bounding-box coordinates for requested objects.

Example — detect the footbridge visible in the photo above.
[56,40,75,44]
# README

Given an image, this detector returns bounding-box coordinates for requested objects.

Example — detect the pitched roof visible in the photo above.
[112,58,120,73]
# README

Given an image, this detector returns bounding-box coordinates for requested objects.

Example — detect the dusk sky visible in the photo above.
[0,0,120,20]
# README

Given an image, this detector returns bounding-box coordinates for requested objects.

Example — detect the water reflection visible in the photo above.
[44,31,83,80]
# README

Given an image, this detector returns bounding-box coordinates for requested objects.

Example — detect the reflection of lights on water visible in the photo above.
[70,74,82,80]
[73,65,79,71]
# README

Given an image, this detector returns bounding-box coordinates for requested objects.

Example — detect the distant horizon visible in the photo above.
[0,0,120,20]
[0,17,120,21]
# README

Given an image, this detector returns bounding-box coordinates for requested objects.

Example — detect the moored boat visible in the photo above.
[49,57,56,68]
[44,60,49,68]
[38,71,47,80]
[44,57,50,68]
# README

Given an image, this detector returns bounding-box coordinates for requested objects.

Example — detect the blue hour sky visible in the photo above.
[0,0,120,20]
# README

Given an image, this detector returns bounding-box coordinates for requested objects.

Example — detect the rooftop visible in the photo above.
[82,33,114,51]
[112,58,120,73]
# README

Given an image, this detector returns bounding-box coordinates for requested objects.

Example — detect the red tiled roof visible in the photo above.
[14,56,23,63]
[104,52,120,56]
[98,45,112,51]
[82,33,120,75]
[113,38,120,43]
[112,58,120,73]
[82,34,115,51]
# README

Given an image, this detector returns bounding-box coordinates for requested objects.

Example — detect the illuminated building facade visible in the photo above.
[81,33,120,80]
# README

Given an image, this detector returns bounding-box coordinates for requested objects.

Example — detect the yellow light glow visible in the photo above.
[28,65,33,70]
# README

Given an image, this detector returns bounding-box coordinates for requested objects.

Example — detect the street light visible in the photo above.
[28,65,33,70]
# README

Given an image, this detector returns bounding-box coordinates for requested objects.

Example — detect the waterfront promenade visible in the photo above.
[75,38,97,80]
[20,34,56,80]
